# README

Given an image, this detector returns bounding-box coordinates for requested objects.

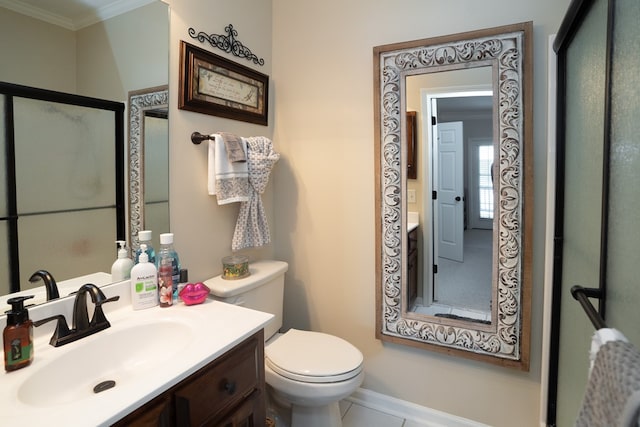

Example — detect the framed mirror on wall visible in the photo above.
[0,0,169,305]
[128,86,170,250]
[374,22,533,369]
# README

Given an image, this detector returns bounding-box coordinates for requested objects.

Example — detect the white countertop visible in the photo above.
[408,211,419,232]
[0,284,272,426]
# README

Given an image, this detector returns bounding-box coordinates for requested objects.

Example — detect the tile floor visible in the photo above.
[339,399,429,427]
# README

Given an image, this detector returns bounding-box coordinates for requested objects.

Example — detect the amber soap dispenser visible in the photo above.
[3,295,34,372]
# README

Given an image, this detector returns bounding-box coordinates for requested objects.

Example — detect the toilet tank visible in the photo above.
[205,260,288,340]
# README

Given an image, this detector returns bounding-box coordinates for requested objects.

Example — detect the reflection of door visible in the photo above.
[435,121,464,262]
[423,89,493,305]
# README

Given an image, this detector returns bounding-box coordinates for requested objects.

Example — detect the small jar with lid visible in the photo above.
[222,255,250,280]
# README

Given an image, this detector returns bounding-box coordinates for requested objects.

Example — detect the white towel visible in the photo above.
[208,134,249,204]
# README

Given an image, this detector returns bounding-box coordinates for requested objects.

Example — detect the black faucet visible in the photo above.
[29,270,60,301]
[34,284,120,347]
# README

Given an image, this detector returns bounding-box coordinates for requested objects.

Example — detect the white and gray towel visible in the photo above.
[208,134,249,204]
[232,136,280,251]
[576,330,640,427]
[219,132,246,163]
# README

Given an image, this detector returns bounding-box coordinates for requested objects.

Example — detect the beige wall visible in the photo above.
[167,0,570,426]
[76,2,169,100]
[167,0,275,283]
[0,3,167,100]
[270,1,568,426]
[0,9,76,92]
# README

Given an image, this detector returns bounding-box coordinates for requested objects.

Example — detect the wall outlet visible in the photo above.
[408,189,416,203]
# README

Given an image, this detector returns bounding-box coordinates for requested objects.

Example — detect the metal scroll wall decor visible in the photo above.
[374,22,532,368]
[188,24,265,66]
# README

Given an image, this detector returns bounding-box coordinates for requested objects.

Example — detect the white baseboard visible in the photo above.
[346,388,490,427]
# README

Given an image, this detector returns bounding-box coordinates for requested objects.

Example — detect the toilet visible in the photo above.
[205,260,364,427]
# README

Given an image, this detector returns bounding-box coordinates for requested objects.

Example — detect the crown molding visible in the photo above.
[0,0,155,31]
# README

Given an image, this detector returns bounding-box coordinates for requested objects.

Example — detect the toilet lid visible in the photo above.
[266,329,363,383]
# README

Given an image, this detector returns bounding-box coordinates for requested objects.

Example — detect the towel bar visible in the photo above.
[191,131,214,145]
[571,285,607,329]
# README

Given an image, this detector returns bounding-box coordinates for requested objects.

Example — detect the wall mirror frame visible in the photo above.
[373,22,533,369]
[128,85,169,249]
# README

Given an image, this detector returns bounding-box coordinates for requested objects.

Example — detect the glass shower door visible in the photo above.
[555,0,608,425]
[553,0,640,425]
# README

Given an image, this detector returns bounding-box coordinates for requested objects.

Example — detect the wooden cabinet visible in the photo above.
[406,111,417,179]
[407,227,418,308]
[112,330,265,427]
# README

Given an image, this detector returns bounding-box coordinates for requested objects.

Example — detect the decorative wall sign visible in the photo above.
[188,25,265,66]
[179,41,268,126]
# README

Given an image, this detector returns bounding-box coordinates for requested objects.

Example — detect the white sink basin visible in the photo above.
[0,283,273,427]
[17,321,192,407]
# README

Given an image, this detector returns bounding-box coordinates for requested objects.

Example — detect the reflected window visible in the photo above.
[478,145,494,220]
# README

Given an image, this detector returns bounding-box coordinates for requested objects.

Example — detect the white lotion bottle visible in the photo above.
[111,240,134,281]
[130,244,158,310]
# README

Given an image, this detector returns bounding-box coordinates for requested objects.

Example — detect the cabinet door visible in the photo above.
[111,331,265,427]
[407,228,418,307]
[175,332,264,426]
[213,391,263,427]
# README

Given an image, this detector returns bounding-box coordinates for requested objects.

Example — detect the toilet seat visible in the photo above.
[266,329,363,384]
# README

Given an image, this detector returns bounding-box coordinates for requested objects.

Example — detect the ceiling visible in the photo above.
[0,0,155,30]
[438,95,493,118]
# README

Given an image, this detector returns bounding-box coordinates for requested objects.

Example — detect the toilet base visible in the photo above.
[267,385,346,427]
[291,401,342,427]
[268,398,342,427]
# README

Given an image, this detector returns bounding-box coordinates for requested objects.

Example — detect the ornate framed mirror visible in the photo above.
[128,86,169,249]
[374,22,533,369]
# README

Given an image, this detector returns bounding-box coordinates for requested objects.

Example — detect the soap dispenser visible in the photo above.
[135,230,156,264]
[111,240,134,281]
[4,295,34,372]
[130,244,158,310]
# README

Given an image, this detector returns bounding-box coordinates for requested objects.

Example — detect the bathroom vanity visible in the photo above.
[407,226,419,308]
[113,330,265,426]
[407,214,420,308]
[0,280,273,426]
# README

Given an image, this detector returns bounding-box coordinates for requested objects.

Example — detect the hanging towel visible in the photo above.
[232,136,280,251]
[576,332,640,427]
[219,132,246,163]
[207,134,249,204]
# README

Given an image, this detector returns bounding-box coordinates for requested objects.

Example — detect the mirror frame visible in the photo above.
[373,22,533,369]
[128,85,169,249]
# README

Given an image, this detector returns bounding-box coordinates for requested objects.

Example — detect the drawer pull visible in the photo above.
[223,380,237,395]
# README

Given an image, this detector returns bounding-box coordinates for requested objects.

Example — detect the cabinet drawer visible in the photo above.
[175,331,263,426]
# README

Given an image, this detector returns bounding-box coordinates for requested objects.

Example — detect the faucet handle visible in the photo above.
[96,295,120,306]
[34,315,71,347]
[91,295,120,327]
[72,284,119,330]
